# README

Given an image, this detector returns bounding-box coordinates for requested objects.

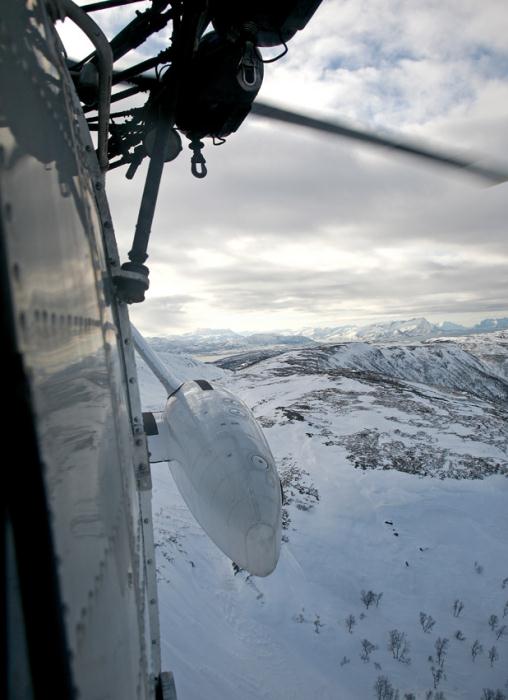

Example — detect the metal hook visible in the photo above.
[191,159,207,178]
[189,139,207,178]
[237,40,261,91]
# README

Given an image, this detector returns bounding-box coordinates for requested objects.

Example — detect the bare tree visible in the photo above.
[313,614,324,634]
[293,609,305,623]
[452,599,464,617]
[375,592,383,608]
[435,638,449,668]
[388,629,403,659]
[503,600,508,618]
[431,665,446,690]
[360,638,377,662]
[419,612,436,634]
[374,676,397,700]
[454,630,466,641]
[496,624,507,641]
[488,646,498,667]
[489,614,499,631]
[502,577,508,589]
[471,639,483,661]
[388,629,410,663]
[361,590,376,609]
[345,614,356,633]
[483,691,507,700]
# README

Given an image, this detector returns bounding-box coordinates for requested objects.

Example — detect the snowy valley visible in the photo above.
[138,332,508,700]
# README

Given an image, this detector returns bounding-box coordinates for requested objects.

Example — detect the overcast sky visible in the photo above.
[60,1,508,335]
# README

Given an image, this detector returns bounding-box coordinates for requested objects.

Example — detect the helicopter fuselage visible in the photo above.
[1,1,162,697]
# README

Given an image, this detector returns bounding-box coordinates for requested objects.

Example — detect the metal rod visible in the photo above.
[126,2,208,266]
[110,85,144,101]
[131,324,182,395]
[84,85,142,113]
[87,108,136,121]
[128,118,170,264]
[112,50,171,85]
[108,4,172,63]
[60,0,112,171]
[74,3,171,69]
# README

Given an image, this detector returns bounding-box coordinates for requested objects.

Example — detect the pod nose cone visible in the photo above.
[246,523,279,577]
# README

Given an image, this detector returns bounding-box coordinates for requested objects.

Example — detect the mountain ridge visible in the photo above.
[288,316,508,343]
[145,317,508,354]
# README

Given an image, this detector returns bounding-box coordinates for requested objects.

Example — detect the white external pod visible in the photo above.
[132,325,282,577]
[150,382,281,576]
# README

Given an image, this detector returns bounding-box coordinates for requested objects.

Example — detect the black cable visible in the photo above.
[261,42,288,63]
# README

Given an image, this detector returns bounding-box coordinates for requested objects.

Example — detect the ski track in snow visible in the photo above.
[140,334,508,700]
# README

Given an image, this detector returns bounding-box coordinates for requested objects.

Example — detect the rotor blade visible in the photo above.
[250,101,508,184]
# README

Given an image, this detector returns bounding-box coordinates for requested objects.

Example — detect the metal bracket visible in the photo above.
[113,262,150,304]
[142,412,173,463]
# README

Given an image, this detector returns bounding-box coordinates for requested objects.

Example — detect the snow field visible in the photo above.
[140,337,508,699]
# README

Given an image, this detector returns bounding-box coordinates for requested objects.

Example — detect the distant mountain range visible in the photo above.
[294,316,508,343]
[146,317,508,354]
[147,330,316,354]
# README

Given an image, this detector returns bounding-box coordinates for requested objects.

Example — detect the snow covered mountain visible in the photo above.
[286,317,508,344]
[145,317,508,355]
[146,330,316,355]
[139,334,508,700]
[322,317,438,343]
[147,329,245,354]
[472,319,508,333]
[448,331,508,382]
[320,340,508,403]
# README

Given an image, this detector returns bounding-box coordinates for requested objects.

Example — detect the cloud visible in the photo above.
[62,1,508,332]
[129,294,198,335]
